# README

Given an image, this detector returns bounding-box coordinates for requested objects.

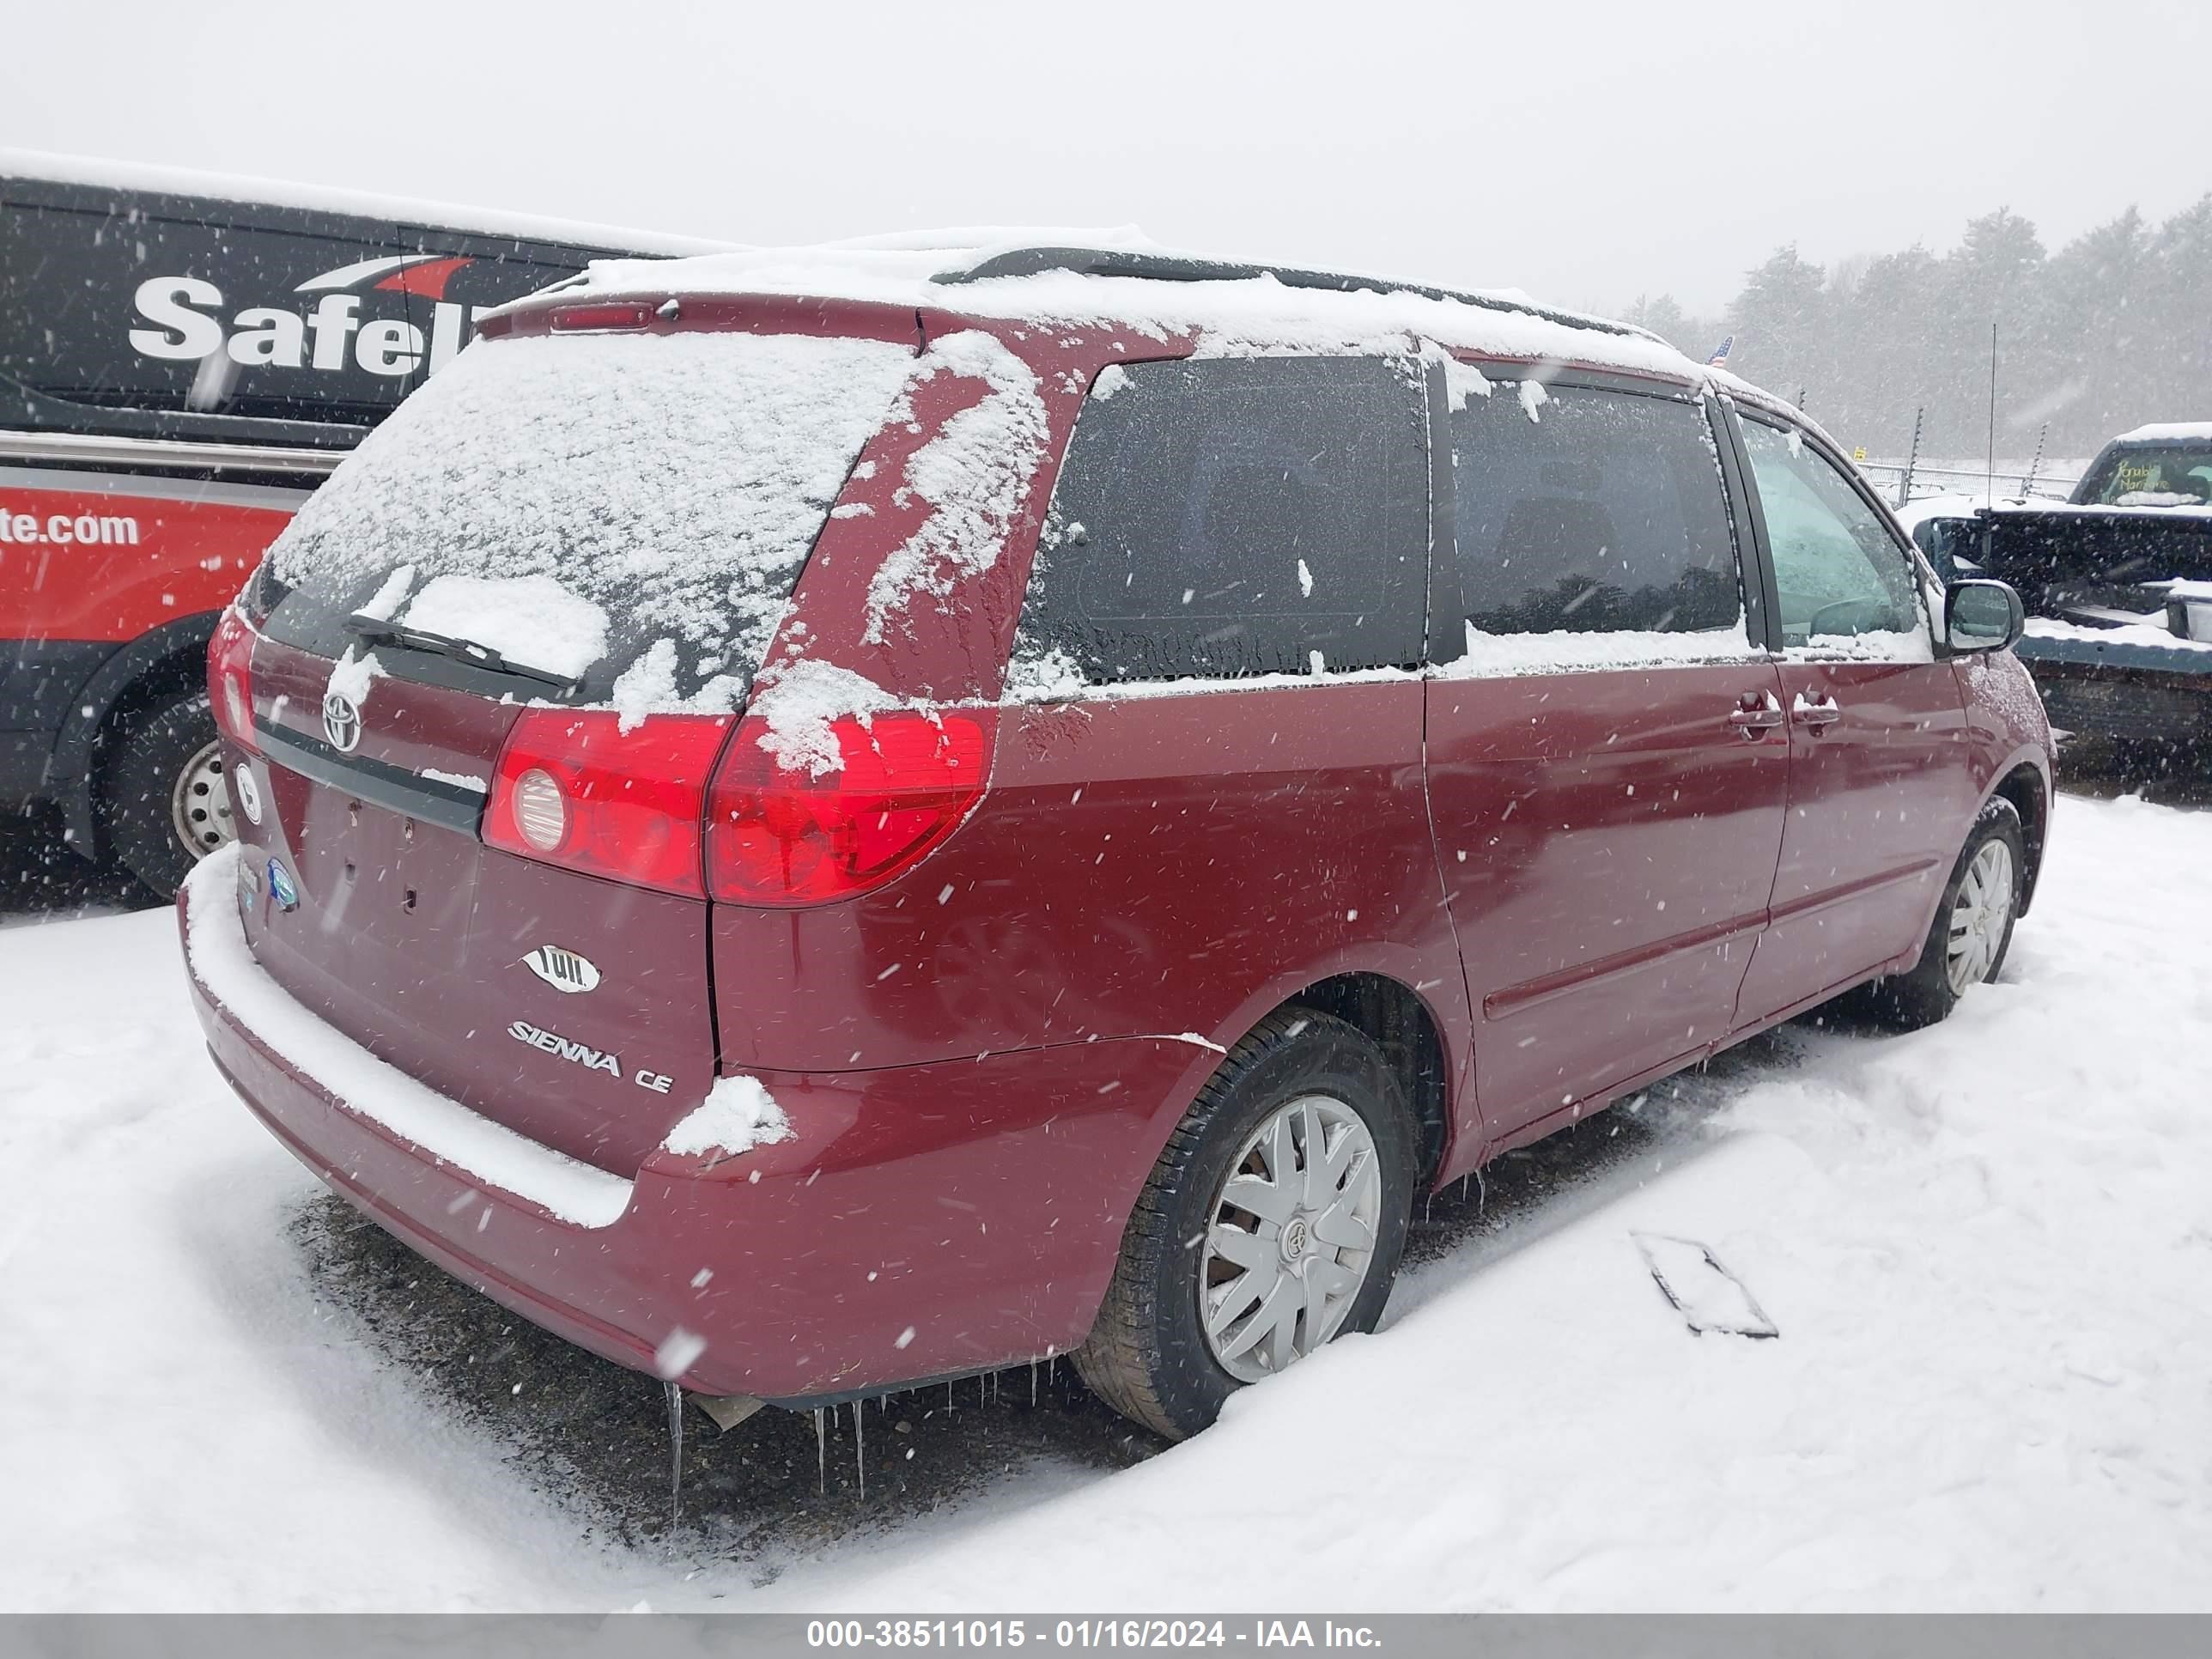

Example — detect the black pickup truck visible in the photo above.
[1910,426,2212,750]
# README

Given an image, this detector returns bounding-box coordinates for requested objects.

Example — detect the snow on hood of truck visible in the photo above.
[2110,421,2212,444]
[1987,499,2212,521]
[2024,614,2212,660]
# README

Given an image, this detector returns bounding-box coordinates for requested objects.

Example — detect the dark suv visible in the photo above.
[179,246,2054,1441]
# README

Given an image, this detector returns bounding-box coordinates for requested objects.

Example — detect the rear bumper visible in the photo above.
[179,847,1206,1402]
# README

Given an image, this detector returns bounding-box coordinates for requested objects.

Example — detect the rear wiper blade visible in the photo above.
[344,613,581,696]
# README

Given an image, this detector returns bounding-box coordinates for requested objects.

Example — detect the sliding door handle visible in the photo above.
[1729,691,1784,737]
[1792,692,1843,731]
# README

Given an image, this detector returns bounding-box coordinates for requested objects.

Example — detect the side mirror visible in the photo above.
[1944,579,2025,653]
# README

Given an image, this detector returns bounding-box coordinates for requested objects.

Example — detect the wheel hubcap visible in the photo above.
[169,739,235,860]
[1945,837,2015,996]
[1200,1093,1382,1384]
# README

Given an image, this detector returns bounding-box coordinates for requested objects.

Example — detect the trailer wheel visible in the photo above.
[100,690,232,897]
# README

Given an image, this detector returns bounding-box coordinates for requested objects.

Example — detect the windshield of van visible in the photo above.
[258,328,917,705]
[2079,446,2212,507]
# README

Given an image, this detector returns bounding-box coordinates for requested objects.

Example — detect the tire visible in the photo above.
[1856,797,2025,1030]
[100,690,233,897]
[1073,1008,1418,1441]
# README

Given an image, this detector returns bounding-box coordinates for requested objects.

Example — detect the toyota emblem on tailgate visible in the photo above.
[322,690,362,752]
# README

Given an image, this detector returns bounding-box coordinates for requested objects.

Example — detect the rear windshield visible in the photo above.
[258,328,917,704]
[2078,446,2212,507]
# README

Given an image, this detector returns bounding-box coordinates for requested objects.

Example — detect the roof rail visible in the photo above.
[932,246,1655,343]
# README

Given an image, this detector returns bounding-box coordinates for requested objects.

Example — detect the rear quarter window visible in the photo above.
[1010,355,1430,689]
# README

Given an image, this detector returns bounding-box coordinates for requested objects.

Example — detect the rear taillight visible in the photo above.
[705,709,995,907]
[484,711,732,896]
[209,607,257,750]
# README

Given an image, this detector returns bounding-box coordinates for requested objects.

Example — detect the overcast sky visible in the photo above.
[5,0,2205,319]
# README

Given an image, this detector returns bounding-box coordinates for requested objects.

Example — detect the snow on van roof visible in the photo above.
[2110,422,2212,444]
[0,147,734,258]
[532,234,1715,383]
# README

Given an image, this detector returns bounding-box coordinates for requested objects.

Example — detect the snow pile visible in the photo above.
[605,638,746,732]
[356,564,416,623]
[1000,644,1087,702]
[269,329,915,703]
[419,769,488,794]
[1443,615,1756,678]
[1795,623,1934,662]
[745,658,902,775]
[398,573,611,681]
[659,1076,793,1160]
[1440,355,1492,411]
[1002,651,1418,704]
[179,847,633,1230]
[323,647,383,705]
[862,331,1049,643]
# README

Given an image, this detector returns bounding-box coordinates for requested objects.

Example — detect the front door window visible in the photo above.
[1737,419,1927,655]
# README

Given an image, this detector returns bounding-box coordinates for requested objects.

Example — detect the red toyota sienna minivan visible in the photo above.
[179,244,2054,1441]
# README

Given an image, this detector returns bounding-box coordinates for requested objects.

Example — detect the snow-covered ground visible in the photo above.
[2,792,2209,1612]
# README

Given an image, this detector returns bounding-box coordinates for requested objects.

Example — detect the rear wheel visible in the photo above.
[1073,1008,1417,1441]
[1856,797,2024,1030]
[100,690,232,897]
